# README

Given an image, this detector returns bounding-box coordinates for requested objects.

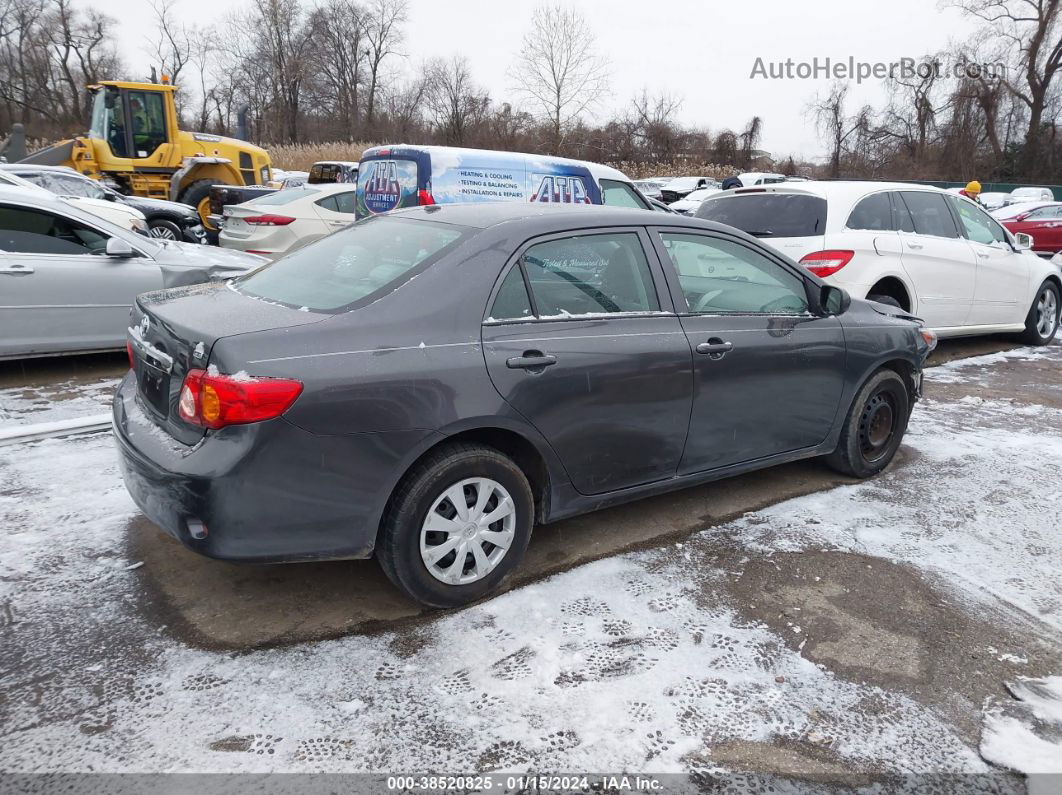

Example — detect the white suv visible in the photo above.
[697,181,1061,344]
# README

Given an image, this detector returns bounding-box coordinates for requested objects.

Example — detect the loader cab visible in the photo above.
[88,83,175,162]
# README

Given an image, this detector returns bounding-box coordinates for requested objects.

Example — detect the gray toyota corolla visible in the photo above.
[114,203,934,607]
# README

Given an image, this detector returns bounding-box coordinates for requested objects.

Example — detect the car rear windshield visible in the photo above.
[696,194,827,237]
[249,187,320,206]
[234,216,470,312]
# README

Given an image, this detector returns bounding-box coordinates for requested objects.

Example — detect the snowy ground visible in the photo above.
[2,345,1062,791]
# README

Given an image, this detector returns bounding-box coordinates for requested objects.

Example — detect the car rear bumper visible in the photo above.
[112,372,435,563]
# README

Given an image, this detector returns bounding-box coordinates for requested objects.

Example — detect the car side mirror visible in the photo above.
[1013,232,1034,252]
[105,237,136,258]
[821,285,850,316]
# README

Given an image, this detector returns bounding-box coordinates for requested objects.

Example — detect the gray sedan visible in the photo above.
[114,203,934,607]
[0,186,266,360]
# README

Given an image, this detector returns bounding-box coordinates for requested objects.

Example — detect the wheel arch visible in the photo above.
[372,420,563,550]
[866,275,913,312]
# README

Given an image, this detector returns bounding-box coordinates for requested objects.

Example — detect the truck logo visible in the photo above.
[530,175,590,204]
[362,161,405,214]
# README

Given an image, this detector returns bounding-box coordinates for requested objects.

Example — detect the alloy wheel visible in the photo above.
[1036,288,1058,339]
[420,477,516,585]
[149,226,178,240]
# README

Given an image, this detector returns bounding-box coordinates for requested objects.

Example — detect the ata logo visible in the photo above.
[531,175,590,204]
[363,160,405,214]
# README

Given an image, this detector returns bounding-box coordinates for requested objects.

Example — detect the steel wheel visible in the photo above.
[858,390,898,464]
[1036,286,1058,338]
[420,477,516,585]
[149,225,178,240]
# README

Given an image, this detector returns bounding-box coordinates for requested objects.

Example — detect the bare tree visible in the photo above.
[310,0,367,138]
[425,55,489,145]
[630,88,683,160]
[808,83,864,177]
[148,0,192,85]
[362,0,407,133]
[510,3,610,153]
[953,0,1062,177]
[738,115,763,168]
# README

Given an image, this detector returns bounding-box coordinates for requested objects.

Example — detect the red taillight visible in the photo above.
[243,214,296,225]
[177,368,303,430]
[800,250,855,278]
[126,342,135,369]
[417,189,435,206]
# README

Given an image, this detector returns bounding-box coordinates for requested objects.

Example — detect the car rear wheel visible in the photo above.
[148,219,182,240]
[376,443,534,608]
[1017,281,1059,346]
[826,369,910,478]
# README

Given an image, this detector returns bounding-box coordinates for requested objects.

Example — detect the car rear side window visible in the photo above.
[900,192,960,238]
[696,194,826,238]
[847,192,894,231]
[521,232,660,316]
[489,265,534,321]
[234,216,469,312]
[600,179,649,209]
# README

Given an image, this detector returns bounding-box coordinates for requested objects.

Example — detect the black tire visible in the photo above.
[1017,280,1060,346]
[178,179,217,231]
[867,294,902,309]
[147,219,182,241]
[826,369,910,479]
[376,443,534,608]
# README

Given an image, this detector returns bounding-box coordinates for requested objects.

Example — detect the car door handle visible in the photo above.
[976,251,990,259]
[506,351,557,371]
[0,265,34,275]
[696,339,733,358]
[906,242,924,250]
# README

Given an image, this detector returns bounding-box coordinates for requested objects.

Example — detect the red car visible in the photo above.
[1001,203,1062,255]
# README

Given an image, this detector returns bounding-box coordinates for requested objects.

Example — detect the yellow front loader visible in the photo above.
[14,80,272,231]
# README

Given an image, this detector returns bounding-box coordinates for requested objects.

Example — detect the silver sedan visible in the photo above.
[0,186,266,360]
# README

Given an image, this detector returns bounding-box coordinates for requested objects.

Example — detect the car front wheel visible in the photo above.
[148,219,182,240]
[1018,280,1060,346]
[826,369,910,478]
[376,443,534,608]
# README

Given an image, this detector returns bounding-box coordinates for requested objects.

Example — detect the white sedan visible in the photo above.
[219,184,357,260]
[697,181,1060,344]
[668,187,721,215]
[0,168,146,232]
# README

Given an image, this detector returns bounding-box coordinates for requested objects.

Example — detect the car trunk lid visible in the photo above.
[128,281,324,444]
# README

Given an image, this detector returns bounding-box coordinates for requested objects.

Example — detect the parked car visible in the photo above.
[696,181,1060,343]
[1000,203,1062,256]
[219,183,357,260]
[669,187,722,215]
[1012,187,1056,203]
[356,145,651,218]
[0,165,146,233]
[737,172,787,187]
[115,203,933,607]
[0,164,207,243]
[0,186,266,359]
[659,177,718,204]
[208,161,360,232]
[632,179,665,200]
[978,192,1013,211]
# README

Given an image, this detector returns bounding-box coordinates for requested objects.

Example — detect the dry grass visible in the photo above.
[267,142,375,171]
[266,141,735,180]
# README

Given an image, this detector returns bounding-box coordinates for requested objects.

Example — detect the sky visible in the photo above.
[111,0,979,161]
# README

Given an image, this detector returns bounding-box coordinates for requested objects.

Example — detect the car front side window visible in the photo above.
[600,179,650,210]
[949,197,1009,245]
[0,204,109,255]
[520,232,660,316]
[658,232,809,315]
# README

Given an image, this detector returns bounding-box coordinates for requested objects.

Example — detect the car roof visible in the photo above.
[0,163,82,175]
[712,180,954,203]
[384,201,744,234]
[361,144,634,184]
